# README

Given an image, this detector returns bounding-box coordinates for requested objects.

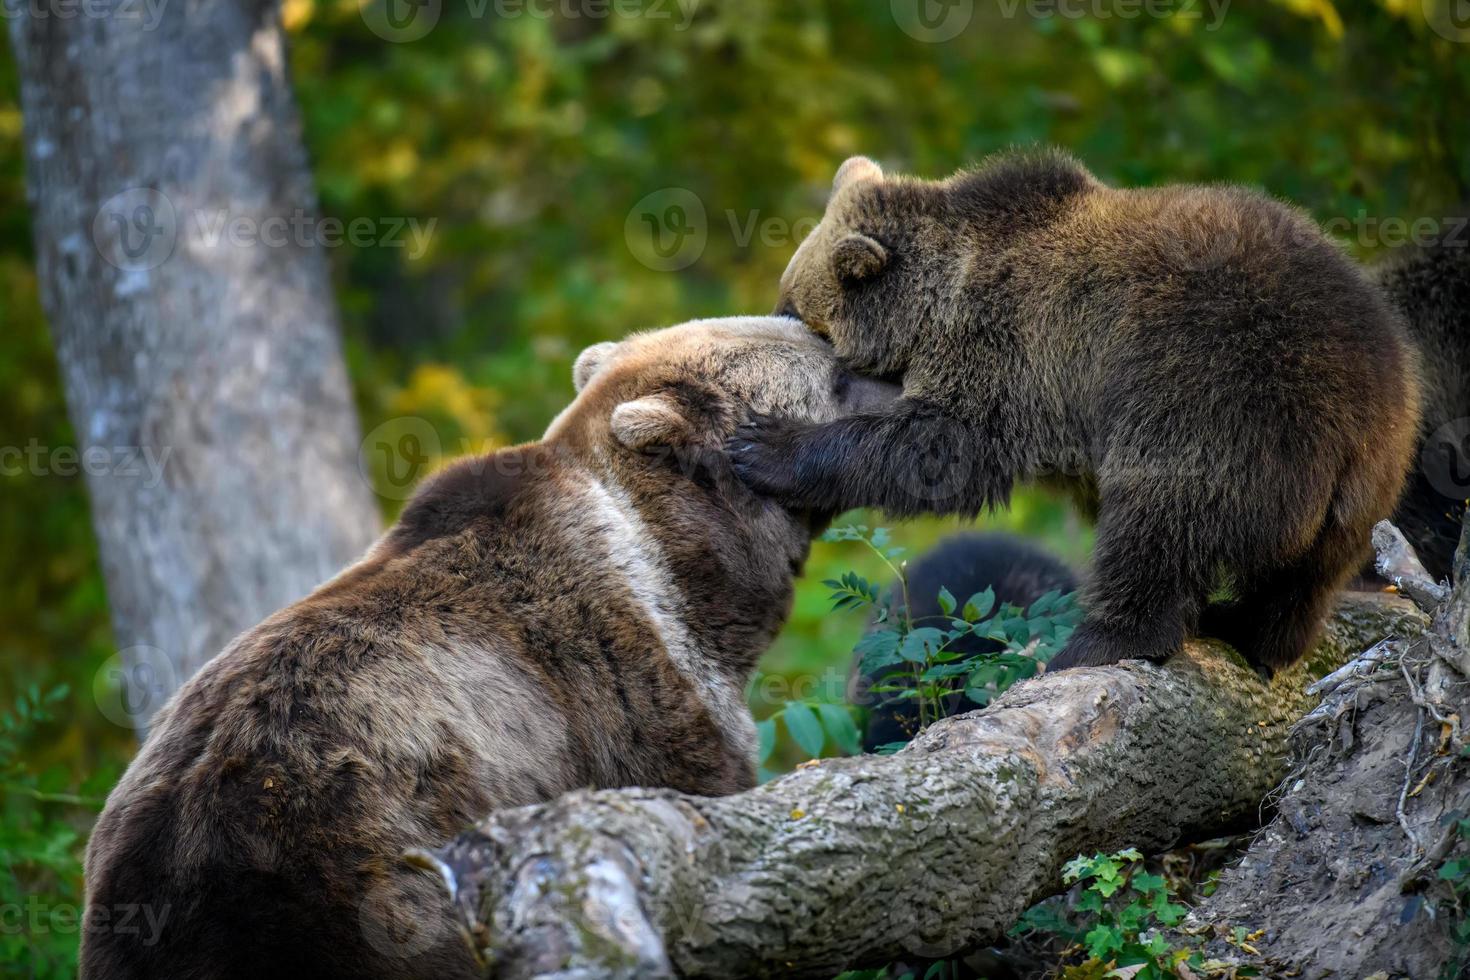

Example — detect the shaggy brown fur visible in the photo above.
[1371,209,1470,583]
[730,150,1422,677]
[79,316,896,980]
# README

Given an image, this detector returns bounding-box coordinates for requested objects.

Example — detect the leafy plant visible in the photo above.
[0,684,108,980]
[823,524,1081,747]
[1012,848,1206,980]
[757,698,863,776]
[1437,809,1470,980]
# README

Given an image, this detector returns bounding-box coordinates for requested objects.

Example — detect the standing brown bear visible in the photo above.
[731,150,1422,677]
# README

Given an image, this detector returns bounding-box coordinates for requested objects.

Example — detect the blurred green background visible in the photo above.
[2,0,1467,973]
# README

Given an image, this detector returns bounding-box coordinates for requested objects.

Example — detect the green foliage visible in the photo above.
[1013,848,1209,980]
[823,524,1081,739]
[0,686,109,980]
[756,698,863,776]
[1437,809,1470,979]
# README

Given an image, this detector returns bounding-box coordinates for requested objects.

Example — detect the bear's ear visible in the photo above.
[610,393,692,450]
[831,233,889,282]
[833,156,883,193]
[573,341,619,392]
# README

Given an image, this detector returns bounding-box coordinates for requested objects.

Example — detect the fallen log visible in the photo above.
[418,594,1425,979]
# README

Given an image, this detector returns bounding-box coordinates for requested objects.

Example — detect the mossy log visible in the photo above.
[419,594,1425,979]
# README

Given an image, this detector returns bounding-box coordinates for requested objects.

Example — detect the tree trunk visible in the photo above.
[420,593,1425,979]
[7,0,380,730]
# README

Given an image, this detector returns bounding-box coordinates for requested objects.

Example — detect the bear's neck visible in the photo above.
[572,449,808,759]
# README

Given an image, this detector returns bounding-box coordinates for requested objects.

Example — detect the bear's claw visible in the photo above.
[725,414,809,502]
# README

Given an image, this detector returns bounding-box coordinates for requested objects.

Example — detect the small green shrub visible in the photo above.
[1437,807,1470,980]
[822,524,1081,749]
[1011,848,1210,980]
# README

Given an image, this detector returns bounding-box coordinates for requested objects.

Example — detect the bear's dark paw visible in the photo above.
[1048,618,1180,672]
[726,414,814,504]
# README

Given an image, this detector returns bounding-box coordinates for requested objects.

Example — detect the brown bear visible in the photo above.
[79,316,897,980]
[1370,208,1470,583]
[730,150,1422,677]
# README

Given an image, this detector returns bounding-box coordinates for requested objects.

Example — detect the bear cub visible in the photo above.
[732,150,1422,677]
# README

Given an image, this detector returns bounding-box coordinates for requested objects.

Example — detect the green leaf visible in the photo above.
[1085,923,1124,959]
[856,629,903,671]
[1118,900,1146,933]
[1076,889,1105,914]
[1093,856,1123,881]
[826,570,879,612]
[756,718,776,764]
[815,702,862,756]
[1131,872,1166,895]
[1151,894,1187,926]
[900,627,946,663]
[962,686,993,707]
[967,662,1002,688]
[937,587,956,616]
[963,587,996,623]
[1013,900,1076,939]
[783,701,825,758]
[1029,589,1060,616]
[1062,855,1092,882]
[1000,617,1031,643]
[874,741,907,756]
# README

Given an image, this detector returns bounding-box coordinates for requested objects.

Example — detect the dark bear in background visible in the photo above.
[732,150,1422,678]
[854,533,1076,750]
[1372,208,1470,583]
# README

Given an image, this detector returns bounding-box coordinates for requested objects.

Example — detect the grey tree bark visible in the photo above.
[7,0,381,729]
[419,594,1426,979]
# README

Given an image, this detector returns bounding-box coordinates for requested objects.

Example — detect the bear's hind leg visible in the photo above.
[1048,501,1207,671]
[1199,521,1364,679]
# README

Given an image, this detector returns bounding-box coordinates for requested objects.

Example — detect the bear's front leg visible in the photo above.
[726,400,1005,517]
